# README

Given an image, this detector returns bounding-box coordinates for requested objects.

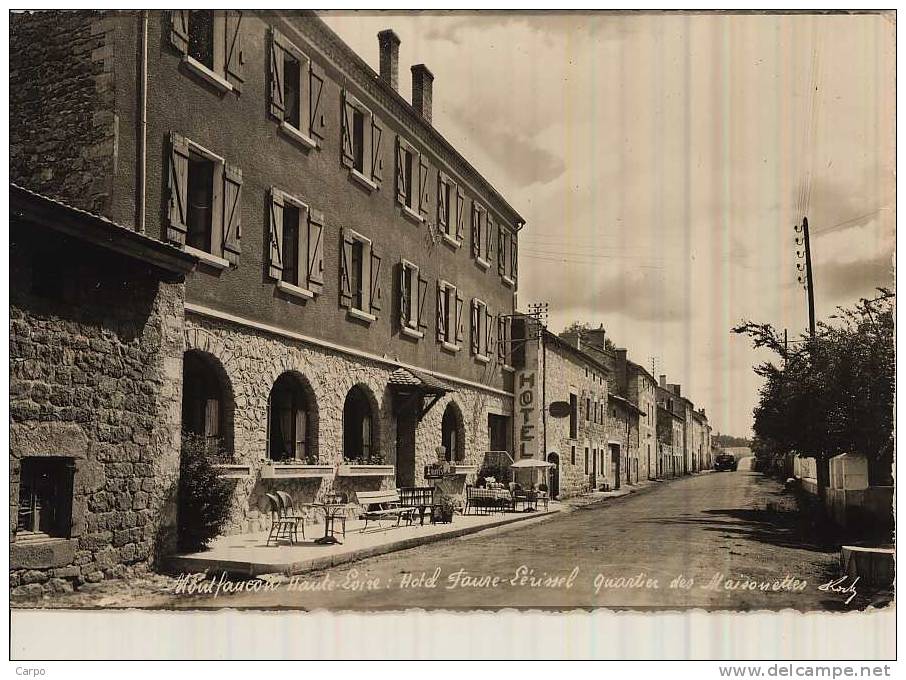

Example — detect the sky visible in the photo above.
[321,11,896,438]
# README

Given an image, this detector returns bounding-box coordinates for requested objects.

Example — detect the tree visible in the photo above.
[177,433,234,552]
[560,321,617,351]
[733,289,894,488]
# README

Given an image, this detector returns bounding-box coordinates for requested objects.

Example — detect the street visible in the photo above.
[164,466,854,611]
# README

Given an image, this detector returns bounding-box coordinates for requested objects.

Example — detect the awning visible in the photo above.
[388,367,451,395]
[510,458,554,469]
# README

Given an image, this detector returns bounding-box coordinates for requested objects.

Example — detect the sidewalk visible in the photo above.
[166,504,562,578]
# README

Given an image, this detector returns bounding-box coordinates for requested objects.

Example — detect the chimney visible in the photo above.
[659,374,667,388]
[377,29,400,91]
[411,64,434,123]
[615,348,627,365]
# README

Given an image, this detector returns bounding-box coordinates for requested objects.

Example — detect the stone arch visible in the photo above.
[440,399,466,462]
[267,370,320,463]
[342,382,382,464]
[181,349,235,455]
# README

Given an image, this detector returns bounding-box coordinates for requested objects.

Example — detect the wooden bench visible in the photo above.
[355,490,418,533]
[398,486,436,525]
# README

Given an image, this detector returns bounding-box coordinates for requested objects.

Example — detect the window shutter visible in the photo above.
[418,155,430,217]
[309,62,327,142]
[497,226,507,275]
[306,208,325,293]
[436,282,447,341]
[268,188,284,280]
[485,308,494,356]
[436,173,448,231]
[224,10,243,92]
[167,132,189,245]
[339,231,354,308]
[395,139,407,206]
[370,116,384,185]
[417,273,428,330]
[222,163,242,265]
[470,300,480,354]
[455,290,464,344]
[455,188,465,241]
[369,247,382,313]
[169,10,189,55]
[511,232,518,282]
[471,204,481,258]
[486,214,495,263]
[268,29,285,121]
[341,92,356,168]
[398,263,408,328]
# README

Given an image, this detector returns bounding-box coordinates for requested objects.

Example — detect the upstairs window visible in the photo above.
[470,298,493,361]
[498,225,518,286]
[437,172,464,247]
[496,314,512,366]
[169,10,243,93]
[268,28,326,147]
[16,458,74,540]
[340,228,382,322]
[168,133,242,268]
[395,137,419,216]
[569,394,578,439]
[341,91,384,191]
[398,259,428,339]
[267,188,325,297]
[436,280,464,351]
[471,203,492,268]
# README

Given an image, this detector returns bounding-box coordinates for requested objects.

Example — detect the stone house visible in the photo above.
[656,384,686,478]
[510,316,611,499]
[10,184,196,596]
[691,408,712,471]
[10,11,523,551]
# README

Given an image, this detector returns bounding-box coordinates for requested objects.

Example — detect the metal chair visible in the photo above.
[324,492,348,538]
[275,491,306,540]
[266,492,300,546]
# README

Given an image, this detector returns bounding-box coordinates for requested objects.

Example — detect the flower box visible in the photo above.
[336,464,396,477]
[214,464,253,479]
[259,463,334,479]
[452,465,478,476]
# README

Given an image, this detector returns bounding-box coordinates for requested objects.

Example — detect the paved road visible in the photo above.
[169,468,854,611]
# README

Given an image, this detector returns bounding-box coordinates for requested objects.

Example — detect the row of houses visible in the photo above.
[9,10,711,596]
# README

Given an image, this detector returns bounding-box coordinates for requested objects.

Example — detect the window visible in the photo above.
[438,172,464,247]
[496,314,512,366]
[182,351,228,452]
[498,225,518,286]
[269,373,315,463]
[267,188,325,297]
[343,385,377,463]
[571,445,576,466]
[168,134,242,267]
[441,403,464,462]
[584,446,589,473]
[470,298,492,361]
[342,91,384,190]
[267,28,326,146]
[399,259,427,338]
[340,229,381,321]
[436,280,464,351]
[569,393,578,439]
[169,10,242,93]
[471,203,493,268]
[17,458,74,540]
[585,397,591,422]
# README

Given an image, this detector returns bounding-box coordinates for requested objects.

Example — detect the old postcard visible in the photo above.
[8,8,896,661]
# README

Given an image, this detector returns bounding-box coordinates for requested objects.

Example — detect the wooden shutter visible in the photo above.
[306,208,325,293]
[497,315,507,361]
[455,188,465,241]
[222,163,242,264]
[267,188,284,280]
[169,10,189,55]
[224,10,243,92]
[309,61,327,141]
[204,398,221,441]
[341,92,356,168]
[471,204,481,258]
[339,231,354,307]
[369,247,382,313]
[436,282,447,341]
[511,232,518,281]
[455,290,464,344]
[395,139,407,205]
[398,263,408,328]
[418,155,430,217]
[470,300,480,354]
[371,117,384,185]
[485,308,494,356]
[486,214,495,263]
[497,226,507,275]
[416,273,428,330]
[437,173,448,231]
[268,29,285,121]
[167,132,189,245]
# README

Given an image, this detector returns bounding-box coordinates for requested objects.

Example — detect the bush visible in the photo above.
[177,433,233,552]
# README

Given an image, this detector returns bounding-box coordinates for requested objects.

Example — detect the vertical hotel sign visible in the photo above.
[515,325,540,459]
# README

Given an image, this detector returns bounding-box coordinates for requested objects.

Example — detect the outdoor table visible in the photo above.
[312,502,350,545]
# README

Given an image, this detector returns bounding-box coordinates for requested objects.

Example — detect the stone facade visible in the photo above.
[184,312,510,532]
[10,10,118,216]
[604,396,641,488]
[9,196,190,597]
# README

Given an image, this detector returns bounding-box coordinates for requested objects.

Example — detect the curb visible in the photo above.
[165,508,560,578]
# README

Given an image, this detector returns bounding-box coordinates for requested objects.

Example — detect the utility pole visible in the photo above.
[795,216,816,339]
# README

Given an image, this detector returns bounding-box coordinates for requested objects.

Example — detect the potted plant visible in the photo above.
[433,492,455,524]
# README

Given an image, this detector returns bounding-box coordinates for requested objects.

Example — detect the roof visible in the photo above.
[388,367,451,394]
[657,403,685,422]
[10,183,197,277]
[540,327,612,377]
[608,392,645,416]
[626,359,658,385]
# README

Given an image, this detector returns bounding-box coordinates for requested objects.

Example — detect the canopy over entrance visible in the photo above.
[388,367,452,421]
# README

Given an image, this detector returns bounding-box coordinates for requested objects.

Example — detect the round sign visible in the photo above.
[548,401,572,418]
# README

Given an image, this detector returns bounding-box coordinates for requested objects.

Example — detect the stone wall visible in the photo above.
[10,224,185,597]
[183,313,511,533]
[10,10,119,215]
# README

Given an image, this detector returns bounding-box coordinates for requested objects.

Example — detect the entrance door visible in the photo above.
[396,411,416,488]
[609,443,621,489]
[547,452,560,499]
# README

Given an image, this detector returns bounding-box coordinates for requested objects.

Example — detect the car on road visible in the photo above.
[714,453,738,472]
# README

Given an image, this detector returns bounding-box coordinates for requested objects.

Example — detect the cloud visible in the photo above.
[589,268,689,323]
[820,252,895,301]
[423,12,632,46]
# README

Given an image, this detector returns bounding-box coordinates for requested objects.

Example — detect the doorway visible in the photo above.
[396,411,416,488]
[609,443,621,490]
[547,452,560,499]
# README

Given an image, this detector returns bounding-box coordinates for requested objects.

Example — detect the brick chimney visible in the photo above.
[377,29,400,91]
[659,374,667,388]
[411,64,434,123]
